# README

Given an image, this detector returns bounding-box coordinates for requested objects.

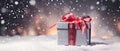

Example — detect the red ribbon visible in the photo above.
[61,13,92,45]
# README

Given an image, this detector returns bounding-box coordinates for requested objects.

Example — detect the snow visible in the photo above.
[111,0,116,3]
[105,0,108,2]
[96,1,100,5]
[100,6,106,11]
[90,5,94,10]
[38,10,41,12]
[0,35,120,51]
[116,10,119,12]
[29,0,36,6]
[15,1,19,5]
[76,0,78,2]
[51,0,54,2]
[82,13,86,15]
[1,8,7,13]
[1,20,5,24]
[113,19,116,22]
[21,15,24,18]
[1,17,3,19]
[63,6,70,13]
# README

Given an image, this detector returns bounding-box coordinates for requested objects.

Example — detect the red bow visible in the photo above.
[61,13,92,33]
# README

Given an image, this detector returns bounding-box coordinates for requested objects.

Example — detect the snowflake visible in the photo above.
[107,12,110,15]
[79,5,82,7]
[7,22,10,25]
[111,0,116,3]
[102,18,105,20]
[6,6,9,8]
[29,0,36,6]
[26,5,29,7]
[49,12,52,15]
[51,0,53,2]
[11,10,13,12]
[21,15,24,18]
[1,17,3,19]
[76,0,78,2]
[105,0,108,1]
[72,8,75,10]
[90,5,94,10]
[97,7,100,10]
[18,10,21,12]
[95,17,98,19]
[113,19,116,22]
[38,10,41,12]
[92,21,95,25]
[13,16,16,19]
[9,14,11,16]
[1,8,7,13]
[4,27,7,30]
[116,10,120,12]
[15,1,19,5]
[107,9,111,11]
[63,6,70,13]
[82,13,86,15]
[59,2,62,5]
[12,12,15,15]
[100,6,106,11]
[47,2,50,5]
[96,1,100,5]
[10,5,14,7]
[1,20,5,24]
[31,14,33,17]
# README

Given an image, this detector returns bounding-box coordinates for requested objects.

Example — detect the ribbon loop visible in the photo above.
[61,13,92,33]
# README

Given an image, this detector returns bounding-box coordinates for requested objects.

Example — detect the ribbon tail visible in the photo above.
[81,22,86,34]
[48,24,56,30]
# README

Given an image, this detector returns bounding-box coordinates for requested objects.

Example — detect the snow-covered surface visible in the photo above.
[0,35,120,51]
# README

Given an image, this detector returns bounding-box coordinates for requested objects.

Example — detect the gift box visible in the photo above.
[57,21,91,46]
[48,13,92,46]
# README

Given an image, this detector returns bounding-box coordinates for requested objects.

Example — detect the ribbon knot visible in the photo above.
[61,13,92,33]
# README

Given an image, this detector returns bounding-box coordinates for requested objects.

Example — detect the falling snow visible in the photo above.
[1,8,7,13]
[111,0,116,3]
[100,6,106,11]
[29,0,36,6]
[96,1,100,5]
[90,5,94,10]
[0,17,3,19]
[14,1,19,5]
[1,20,5,24]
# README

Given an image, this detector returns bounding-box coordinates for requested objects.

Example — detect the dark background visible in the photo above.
[0,0,120,36]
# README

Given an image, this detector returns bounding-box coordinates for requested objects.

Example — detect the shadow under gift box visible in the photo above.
[57,22,91,46]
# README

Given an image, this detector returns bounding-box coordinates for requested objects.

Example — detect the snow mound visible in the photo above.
[0,35,120,51]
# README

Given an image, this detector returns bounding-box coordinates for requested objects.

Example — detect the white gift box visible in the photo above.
[57,22,91,46]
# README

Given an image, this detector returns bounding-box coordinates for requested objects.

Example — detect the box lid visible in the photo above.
[56,22,91,29]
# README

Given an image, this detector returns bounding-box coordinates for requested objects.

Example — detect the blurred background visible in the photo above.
[0,0,120,39]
